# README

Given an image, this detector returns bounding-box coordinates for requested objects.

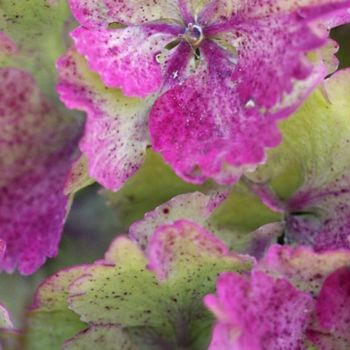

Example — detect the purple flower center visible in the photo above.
[182,23,204,48]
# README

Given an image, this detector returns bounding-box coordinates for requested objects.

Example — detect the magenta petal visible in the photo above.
[308,267,350,349]
[57,49,151,191]
[204,0,350,111]
[150,40,282,184]
[324,8,350,27]
[205,271,313,350]
[71,26,177,97]
[0,69,80,275]
[231,20,324,109]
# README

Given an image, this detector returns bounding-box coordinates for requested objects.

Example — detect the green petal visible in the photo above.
[66,223,251,348]
[25,267,87,350]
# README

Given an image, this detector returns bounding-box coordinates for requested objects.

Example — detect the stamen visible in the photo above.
[183,23,204,48]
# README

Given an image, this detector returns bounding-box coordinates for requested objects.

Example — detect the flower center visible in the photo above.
[183,23,204,48]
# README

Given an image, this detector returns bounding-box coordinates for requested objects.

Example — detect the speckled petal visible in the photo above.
[204,0,350,112]
[257,245,350,295]
[71,26,178,97]
[247,69,350,250]
[57,49,151,191]
[223,21,323,110]
[150,40,282,184]
[68,0,182,27]
[252,0,350,18]
[64,155,94,195]
[205,271,313,350]
[0,68,80,275]
[147,220,249,280]
[308,267,350,349]
[129,191,228,250]
[201,0,350,25]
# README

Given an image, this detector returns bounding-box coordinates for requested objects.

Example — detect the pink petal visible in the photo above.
[201,0,350,25]
[257,245,350,295]
[150,40,282,185]
[204,0,350,110]
[216,21,323,110]
[57,49,150,191]
[205,271,314,350]
[0,32,17,54]
[308,267,350,349]
[71,26,178,97]
[129,191,227,250]
[0,68,80,275]
[147,219,246,280]
[324,7,350,27]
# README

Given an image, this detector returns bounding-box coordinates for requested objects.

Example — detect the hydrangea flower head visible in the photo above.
[204,271,313,350]
[60,0,350,190]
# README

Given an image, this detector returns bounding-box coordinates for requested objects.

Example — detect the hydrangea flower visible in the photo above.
[205,271,313,350]
[58,0,350,191]
[205,245,350,349]
[243,69,350,251]
[0,67,80,274]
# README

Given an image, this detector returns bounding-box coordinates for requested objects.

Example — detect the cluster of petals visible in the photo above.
[58,0,350,190]
[243,69,350,252]
[205,245,350,349]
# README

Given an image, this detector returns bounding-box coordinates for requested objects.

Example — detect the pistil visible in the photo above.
[182,23,204,48]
